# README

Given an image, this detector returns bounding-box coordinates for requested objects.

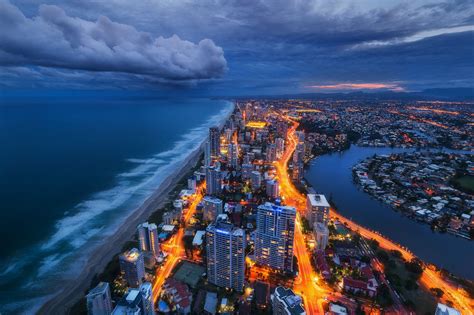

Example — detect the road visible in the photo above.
[275,121,328,314]
[276,116,473,314]
[152,183,205,302]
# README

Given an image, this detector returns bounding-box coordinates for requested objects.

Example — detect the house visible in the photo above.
[161,278,192,314]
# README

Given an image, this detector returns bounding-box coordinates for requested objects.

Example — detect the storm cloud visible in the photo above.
[1,0,473,93]
[0,0,227,81]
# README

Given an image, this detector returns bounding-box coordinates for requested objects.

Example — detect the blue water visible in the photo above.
[305,145,474,280]
[0,93,233,313]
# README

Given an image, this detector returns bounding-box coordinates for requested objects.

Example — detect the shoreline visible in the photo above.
[37,101,234,314]
[38,144,204,314]
[304,144,474,280]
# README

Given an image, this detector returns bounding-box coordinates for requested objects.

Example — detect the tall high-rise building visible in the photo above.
[209,127,220,161]
[204,140,212,167]
[275,138,285,159]
[266,143,276,163]
[206,165,221,195]
[241,163,254,180]
[251,171,262,190]
[206,220,246,292]
[119,248,145,287]
[255,202,296,272]
[137,222,160,258]
[113,284,154,315]
[86,282,113,315]
[227,143,239,169]
[266,179,280,199]
[112,288,142,315]
[306,194,330,226]
[272,286,305,315]
[203,196,223,222]
[313,222,329,251]
[139,282,155,315]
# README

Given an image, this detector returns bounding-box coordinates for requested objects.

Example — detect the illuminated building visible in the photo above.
[255,202,296,272]
[203,196,223,222]
[275,137,285,158]
[137,222,160,259]
[266,179,280,199]
[209,127,220,161]
[112,283,154,315]
[251,171,262,190]
[139,282,155,315]
[112,289,142,315]
[86,282,112,315]
[313,222,329,250]
[119,248,145,287]
[306,194,330,226]
[266,143,277,163]
[204,140,212,167]
[241,163,254,179]
[187,176,197,192]
[227,143,239,169]
[206,165,221,195]
[206,220,245,291]
[272,286,305,315]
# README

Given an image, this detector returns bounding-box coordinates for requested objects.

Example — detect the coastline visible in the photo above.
[38,142,203,314]
[37,102,234,314]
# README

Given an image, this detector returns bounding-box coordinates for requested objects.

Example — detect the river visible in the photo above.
[304,145,474,280]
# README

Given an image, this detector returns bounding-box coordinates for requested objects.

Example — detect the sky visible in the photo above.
[0,0,473,96]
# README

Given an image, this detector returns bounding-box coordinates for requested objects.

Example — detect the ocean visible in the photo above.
[0,93,233,313]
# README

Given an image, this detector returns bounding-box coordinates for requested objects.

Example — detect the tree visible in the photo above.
[430,287,444,298]
[368,239,379,250]
[405,258,424,277]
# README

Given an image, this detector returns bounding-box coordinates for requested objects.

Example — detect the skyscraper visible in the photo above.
[86,282,113,315]
[206,220,246,292]
[139,282,155,315]
[119,248,145,287]
[306,194,330,226]
[266,143,276,163]
[203,196,223,222]
[209,127,220,161]
[112,282,154,315]
[313,222,329,251]
[275,137,285,158]
[137,222,160,258]
[206,165,222,195]
[266,179,280,199]
[227,143,239,169]
[255,202,296,273]
[251,171,262,190]
[204,140,212,167]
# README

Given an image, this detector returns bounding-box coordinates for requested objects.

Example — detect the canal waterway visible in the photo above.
[305,145,474,280]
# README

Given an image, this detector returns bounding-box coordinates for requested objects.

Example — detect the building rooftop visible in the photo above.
[274,286,305,315]
[204,292,218,314]
[307,194,330,208]
[86,282,109,297]
[259,202,296,214]
[192,230,206,246]
[120,248,141,263]
[435,303,461,315]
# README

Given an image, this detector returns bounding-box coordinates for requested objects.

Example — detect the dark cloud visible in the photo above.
[1,0,473,93]
[0,0,227,81]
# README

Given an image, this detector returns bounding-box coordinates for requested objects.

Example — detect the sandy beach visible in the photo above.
[38,144,204,314]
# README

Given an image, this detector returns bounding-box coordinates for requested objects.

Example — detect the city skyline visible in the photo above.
[0,1,473,314]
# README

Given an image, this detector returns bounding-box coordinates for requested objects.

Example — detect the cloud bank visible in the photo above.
[0,0,227,81]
